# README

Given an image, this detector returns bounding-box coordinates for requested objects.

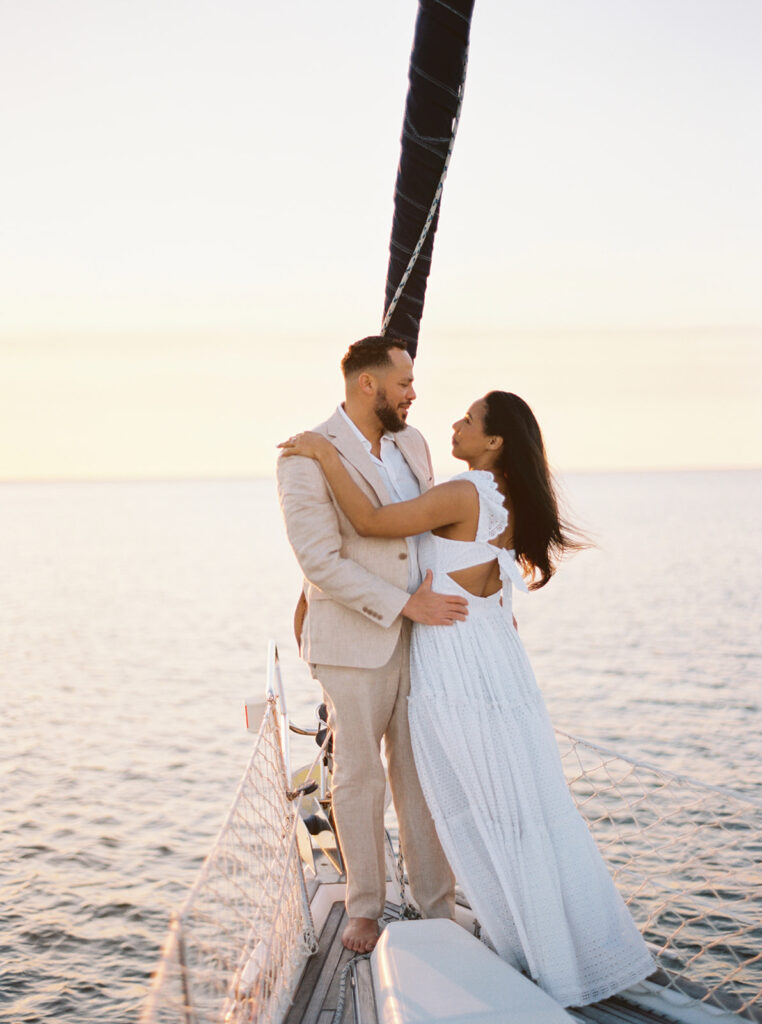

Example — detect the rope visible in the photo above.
[380,44,470,337]
[556,729,762,808]
[555,729,762,1016]
[331,953,371,1024]
[143,702,323,1024]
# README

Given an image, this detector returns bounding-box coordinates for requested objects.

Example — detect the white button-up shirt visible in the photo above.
[337,404,422,591]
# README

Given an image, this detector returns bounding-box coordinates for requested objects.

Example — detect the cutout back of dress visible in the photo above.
[446,557,502,598]
[424,471,529,605]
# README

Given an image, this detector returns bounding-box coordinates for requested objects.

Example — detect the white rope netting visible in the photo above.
[556,730,762,1019]
[143,700,761,1023]
[141,699,317,1024]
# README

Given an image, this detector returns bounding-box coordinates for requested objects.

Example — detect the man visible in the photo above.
[276,335,466,953]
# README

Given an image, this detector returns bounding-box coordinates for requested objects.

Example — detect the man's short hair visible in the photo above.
[341,335,408,378]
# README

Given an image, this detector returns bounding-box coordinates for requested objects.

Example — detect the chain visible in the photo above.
[394,843,421,921]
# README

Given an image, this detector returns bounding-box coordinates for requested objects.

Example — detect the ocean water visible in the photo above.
[1,471,760,1023]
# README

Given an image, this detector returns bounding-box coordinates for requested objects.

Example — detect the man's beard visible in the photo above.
[374,388,407,433]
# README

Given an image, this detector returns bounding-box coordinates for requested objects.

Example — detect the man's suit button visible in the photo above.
[398,552,407,560]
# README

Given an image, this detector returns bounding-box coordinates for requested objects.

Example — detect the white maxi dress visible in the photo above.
[408,470,654,1007]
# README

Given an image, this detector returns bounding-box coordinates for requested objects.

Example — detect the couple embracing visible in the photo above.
[277,335,653,1008]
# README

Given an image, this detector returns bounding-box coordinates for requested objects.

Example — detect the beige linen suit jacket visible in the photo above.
[276,407,435,669]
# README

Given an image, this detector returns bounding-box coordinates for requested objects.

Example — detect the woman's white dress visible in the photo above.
[408,470,654,1007]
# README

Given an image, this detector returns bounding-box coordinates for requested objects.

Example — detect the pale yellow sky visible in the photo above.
[2,326,759,480]
[1,0,761,478]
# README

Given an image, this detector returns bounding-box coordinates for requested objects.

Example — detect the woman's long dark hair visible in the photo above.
[483,391,587,590]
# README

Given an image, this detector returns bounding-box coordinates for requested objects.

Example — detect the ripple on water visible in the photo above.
[1,474,759,1022]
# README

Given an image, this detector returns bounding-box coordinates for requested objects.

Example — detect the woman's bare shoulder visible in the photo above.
[428,478,480,508]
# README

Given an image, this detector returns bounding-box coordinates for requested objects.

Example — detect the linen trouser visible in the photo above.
[313,623,455,921]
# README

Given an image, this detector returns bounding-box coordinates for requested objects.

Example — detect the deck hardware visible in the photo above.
[287,780,319,802]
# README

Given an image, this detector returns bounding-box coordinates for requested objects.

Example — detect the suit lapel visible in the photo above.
[323,409,392,504]
[393,427,432,493]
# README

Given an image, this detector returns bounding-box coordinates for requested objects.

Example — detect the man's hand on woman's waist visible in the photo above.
[402,570,468,626]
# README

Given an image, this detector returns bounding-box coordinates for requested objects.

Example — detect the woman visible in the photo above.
[279,391,653,1006]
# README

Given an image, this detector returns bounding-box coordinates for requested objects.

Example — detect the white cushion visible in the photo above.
[372,919,573,1024]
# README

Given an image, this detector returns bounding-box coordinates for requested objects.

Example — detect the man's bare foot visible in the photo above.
[342,917,379,953]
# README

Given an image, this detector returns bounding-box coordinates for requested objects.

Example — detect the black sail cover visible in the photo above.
[383,0,475,358]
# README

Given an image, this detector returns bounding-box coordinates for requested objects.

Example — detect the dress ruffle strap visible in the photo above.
[452,469,508,541]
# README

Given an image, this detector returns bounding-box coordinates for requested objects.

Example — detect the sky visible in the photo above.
[1,0,760,479]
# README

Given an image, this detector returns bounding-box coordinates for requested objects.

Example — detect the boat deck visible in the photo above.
[284,898,682,1024]
[284,899,368,1024]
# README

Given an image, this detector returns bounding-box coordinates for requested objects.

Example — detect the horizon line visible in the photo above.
[1,465,759,486]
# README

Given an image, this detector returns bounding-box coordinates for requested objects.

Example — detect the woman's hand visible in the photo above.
[278,431,333,461]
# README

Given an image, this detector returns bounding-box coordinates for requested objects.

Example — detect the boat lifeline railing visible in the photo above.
[555,730,762,1020]
[142,644,327,1024]
[143,648,762,1023]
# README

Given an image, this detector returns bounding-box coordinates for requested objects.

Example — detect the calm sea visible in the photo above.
[1,471,760,1023]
